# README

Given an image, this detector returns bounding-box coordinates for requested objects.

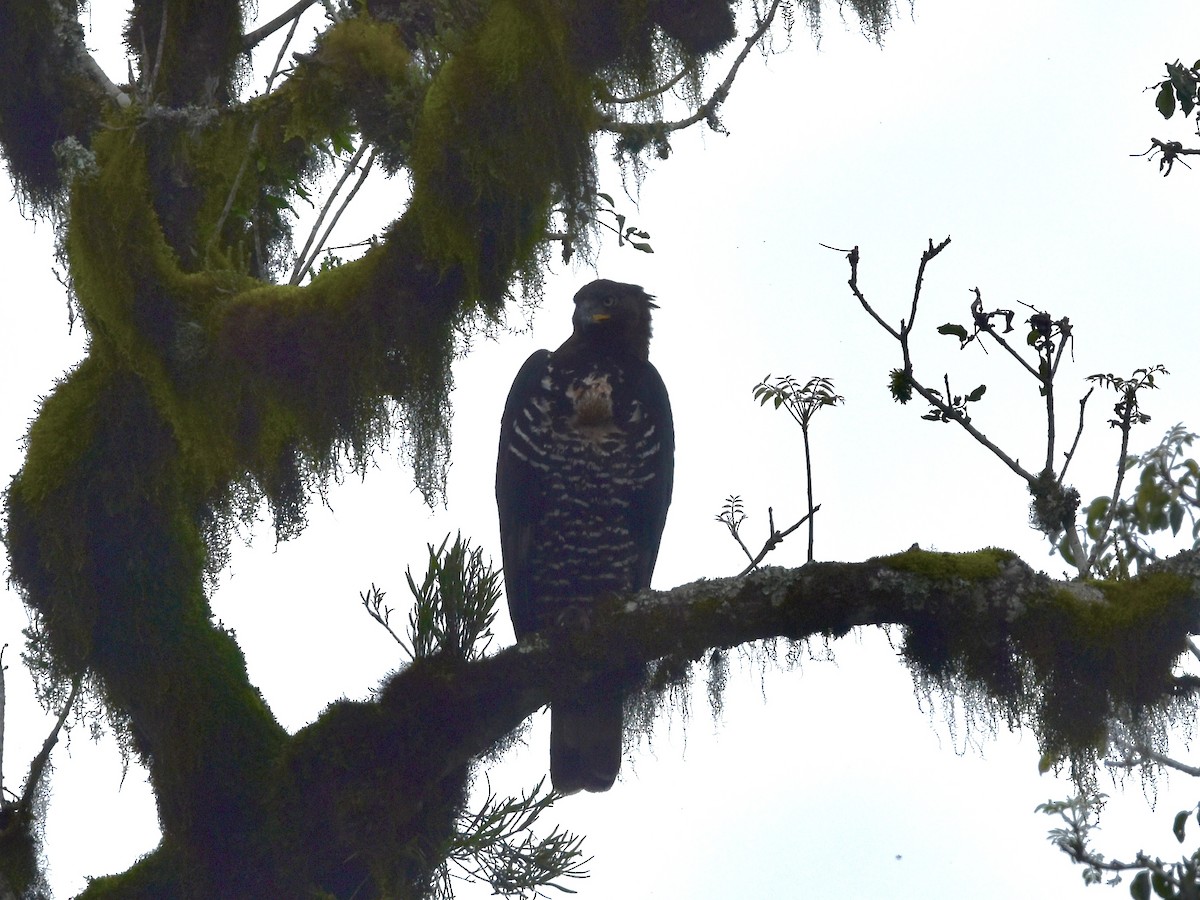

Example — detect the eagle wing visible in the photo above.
[496,349,552,639]
[627,360,674,592]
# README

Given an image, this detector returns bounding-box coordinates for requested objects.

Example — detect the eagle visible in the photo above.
[496,279,674,794]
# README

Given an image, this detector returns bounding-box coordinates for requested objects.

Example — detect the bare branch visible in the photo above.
[1133,138,1200,176]
[600,0,783,138]
[968,290,1041,381]
[841,244,900,340]
[19,674,81,814]
[736,506,818,577]
[243,0,318,51]
[361,584,413,657]
[842,240,1036,486]
[78,53,132,108]
[902,236,951,341]
[210,11,304,261]
[598,67,689,105]
[293,147,377,284]
[147,6,169,101]
[1085,397,1137,574]
[1058,387,1093,481]
[1106,730,1200,778]
[289,141,371,284]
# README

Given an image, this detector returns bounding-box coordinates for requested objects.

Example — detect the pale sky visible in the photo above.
[3,1,1200,897]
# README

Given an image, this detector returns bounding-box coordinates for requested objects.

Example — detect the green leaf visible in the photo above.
[937,323,969,341]
[1167,61,1198,116]
[1157,81,1177,119]
[1175,809,1190,842]
[1151,870,1173,897]
[330,130,355,156]
[1131,870,1151,900]
[1169,502,1185,536]
[966,385,987,403]
[1037,752,1054,774]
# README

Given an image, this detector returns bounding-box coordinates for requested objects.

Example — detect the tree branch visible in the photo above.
[1133,138,1200,176]
[243,0,319,51]
[292,146,377,284]
[735,506,818,576]
[1086,395,1138,574]
[842,240,1038,485]
[1106,729,1200,778]
[1058,387,1093,481]
[301,546,1200,836]
[600,0,783,138]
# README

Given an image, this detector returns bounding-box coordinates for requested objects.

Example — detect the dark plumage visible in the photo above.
[496,279,674,794]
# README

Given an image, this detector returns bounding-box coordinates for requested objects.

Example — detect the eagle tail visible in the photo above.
[550,691,623,794]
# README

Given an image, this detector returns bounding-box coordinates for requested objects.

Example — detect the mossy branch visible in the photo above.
[602,0,784,144]
[297,547,1200,827]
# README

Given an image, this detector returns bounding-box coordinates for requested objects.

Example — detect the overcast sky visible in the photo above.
[4,0,1200,896]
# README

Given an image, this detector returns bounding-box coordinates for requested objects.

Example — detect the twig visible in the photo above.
[736,506,819,577]
[361,585,413,655]
[290,141,368,283]
[1106,730,1200,778]
[209,11,303,260]
[242,0,318,51]
[841,245,899,340]
[318,0,344,25]
[1085,397,1136,574]
[148,7,169,101]
[905,380,1035,482]
[598,68,689,105]
[843,241,1036,485]
[1058,387,1093,481]
[208,122,261,259]
[970,291,1040,380]
[727,523,756,567]
[1044,355,1057,474]
[902,237,951,344]
[292,147,376,284]
[15,675,82,819]
[600,0,783,138]
[1132,138,1200,175]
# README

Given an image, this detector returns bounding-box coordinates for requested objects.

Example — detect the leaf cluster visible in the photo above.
[432,779,589,900]
[1082,425,1200,579]
[917,376,985,424]
[363,534,501,662]
[405,534,502,661]
[1156,60,1200,120]
[753,374,844,429]
[1039,792,1200,899]
[1088,366,1168,430]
